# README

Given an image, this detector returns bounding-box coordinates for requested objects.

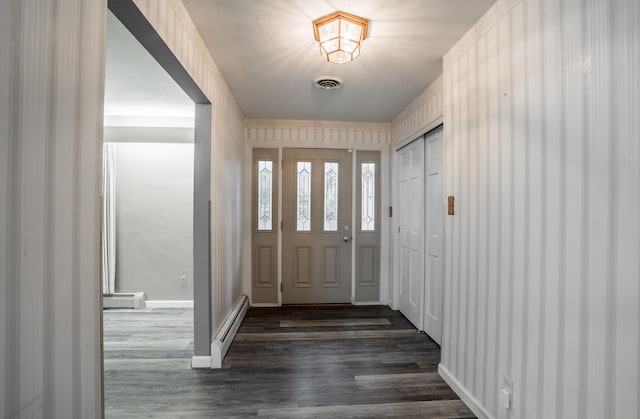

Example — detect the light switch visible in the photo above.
[448,196,455,215]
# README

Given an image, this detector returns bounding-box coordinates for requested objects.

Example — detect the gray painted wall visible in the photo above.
[114,142,194,300]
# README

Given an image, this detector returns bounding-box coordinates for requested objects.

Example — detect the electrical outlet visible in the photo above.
[179,276,188,286]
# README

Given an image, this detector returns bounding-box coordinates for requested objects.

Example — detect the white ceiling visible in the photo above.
[104,11,195,122]
[182,0,496,122]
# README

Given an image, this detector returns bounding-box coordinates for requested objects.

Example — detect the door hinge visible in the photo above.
[281,221,283,230]
[280,283,283,292]
[388,206,393,217]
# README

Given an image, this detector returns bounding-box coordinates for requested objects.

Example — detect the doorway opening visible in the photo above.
[102,1,213,415]
[102,10,196,307]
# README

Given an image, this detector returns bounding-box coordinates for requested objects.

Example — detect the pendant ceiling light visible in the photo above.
[312,11,369,64]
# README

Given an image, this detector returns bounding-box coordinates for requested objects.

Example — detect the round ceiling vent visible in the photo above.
[314,77,343,90]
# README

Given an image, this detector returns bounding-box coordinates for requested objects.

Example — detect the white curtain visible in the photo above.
[102,143,117,295]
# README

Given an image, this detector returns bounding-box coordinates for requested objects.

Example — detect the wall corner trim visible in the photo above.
[191,356,211,369]
[438,364,494,419]
[210,295,249,368]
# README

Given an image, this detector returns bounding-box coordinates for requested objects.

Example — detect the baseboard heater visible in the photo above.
[210,294,249,368]
[103,292,145,309]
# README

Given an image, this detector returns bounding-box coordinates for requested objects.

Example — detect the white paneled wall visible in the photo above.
[438,0,640,418]
[0,0,106,418]
[132,0,246,337]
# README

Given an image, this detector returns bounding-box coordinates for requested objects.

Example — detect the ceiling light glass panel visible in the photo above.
[328,50,351,65]
[257,160,273,231]
[323,162,339,231]
[340,20,362,41]
[296,161,312,232]
[340,38,359,54]
[319,20,339,41]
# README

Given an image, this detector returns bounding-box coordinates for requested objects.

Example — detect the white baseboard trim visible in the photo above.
[438,364,494,419]
[191,356,211,369]
[211,295,249,369]
[145,300,194,308]
[103,292,146,309]
[250,303,279,307]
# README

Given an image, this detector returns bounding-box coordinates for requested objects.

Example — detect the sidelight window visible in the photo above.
[296,161,312,231]
[361,162,376,231]
[257,160,273,230]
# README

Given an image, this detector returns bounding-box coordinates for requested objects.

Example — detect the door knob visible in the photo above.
[343,235,352,243]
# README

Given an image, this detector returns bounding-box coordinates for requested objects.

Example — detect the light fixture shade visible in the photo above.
[313,11,368,64]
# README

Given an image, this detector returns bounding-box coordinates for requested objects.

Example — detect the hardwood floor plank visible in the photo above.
[280,318,391,327]
[355,372,446,387]
[258,399,475,418]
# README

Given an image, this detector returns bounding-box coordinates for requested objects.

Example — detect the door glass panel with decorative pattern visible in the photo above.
[323,162,339,231]
[296,161,312,231]
[257,160,273,230]
[361,162,376,231]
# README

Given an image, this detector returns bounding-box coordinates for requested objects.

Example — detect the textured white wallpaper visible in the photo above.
[439,0,640,418]
[133,0,246,338]
[0,0,106,417]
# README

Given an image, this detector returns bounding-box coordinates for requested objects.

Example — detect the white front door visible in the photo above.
[397,139,424,329]
[424,128,444,344]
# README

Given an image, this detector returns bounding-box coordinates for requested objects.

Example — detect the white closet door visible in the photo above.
[424,128,444,344]
[398,139,425,329]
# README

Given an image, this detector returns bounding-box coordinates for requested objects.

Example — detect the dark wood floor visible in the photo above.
[104,305,475,418]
